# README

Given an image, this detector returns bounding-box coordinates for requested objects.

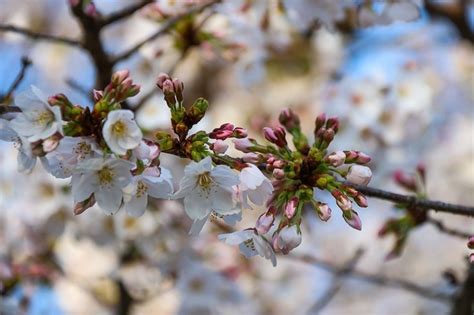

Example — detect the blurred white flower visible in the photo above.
[238,164,273,209]
[122,166,173,217]
[174,157,240,229]
[102,109,142,155]
[71,157,134,214]
[219,229,276,266]
[10,86,63,142]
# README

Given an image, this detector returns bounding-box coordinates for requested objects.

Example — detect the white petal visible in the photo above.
[122,194,147,217]
[210,186,236,214]
[183,190,212,220]
[212,166,239,187]
[145,178,173,199]
[218,230,253,245]
[96,187,123,215]
[71,173,98,202]
[189,216,209,236]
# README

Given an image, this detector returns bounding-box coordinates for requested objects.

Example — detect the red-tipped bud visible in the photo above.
[111,69,130,85]
[272,168,285,179]
[393,170,417,191]
[162,79,175,95]
[326,151,346,167]
[233,127,247,138]
[416,162,426,181]
[242,153,260,163]
[263,126,287,147]
[326,116,339,133]
[323,128,335,143]
[332,189,352,211]
[468,236,474,250]
[355,152,371,164]
[354,194,368,208]
[93,89,104,102]
[315,113,326,132]
[210,124,235,140]
[279,108,300,130]
[343,210,362,230]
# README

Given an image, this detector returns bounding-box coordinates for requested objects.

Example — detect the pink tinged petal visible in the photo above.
[122,194,147,217]
[96,187,123,215]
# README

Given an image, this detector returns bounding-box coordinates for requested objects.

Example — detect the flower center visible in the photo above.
[98,166,114,186]
[112,120,127,137]
[136,180,148,198]
[36,111,54,125]
[74,142,92,160]
[244,239,256,251]
[197,172,212,189]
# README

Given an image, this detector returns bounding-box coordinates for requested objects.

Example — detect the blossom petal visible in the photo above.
[122,194,147,217]
[96,187,123,215]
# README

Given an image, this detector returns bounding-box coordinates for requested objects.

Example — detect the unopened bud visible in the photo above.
[111,69,129,85]
[355,152,371,164]
[279,108,300,130]
[327,151,346,167]
[332,189,352,211]
[256,209,275,234]
[232,138,254,153]
[242,153,260,163]
[284,197,298,219]
[233,127,247,138]
[273,168,285,179]
[211,140,228,154]
[354,193,368,208]
[326,116,339,133]
[316,203,332,221]
[93,89,104,102]
[273,225,302,255]
[347,165,372,186]
[156,72,170,89]
[210,123,235,140]
[187,98,209,125]
[272,160,285,169]
[85,2,98,17]
[343,210,362,230]
[468,236,474,249]
[172,78,184,102]
[315,113,326,132]
[263,126,287,147]
[393,170,416,191]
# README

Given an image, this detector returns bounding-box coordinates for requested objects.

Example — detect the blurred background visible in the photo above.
[0,0,473,314]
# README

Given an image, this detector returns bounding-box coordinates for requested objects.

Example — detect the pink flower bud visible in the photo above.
[69,0,80,6]
[272,160,285,169]
[172,78,184,94]
[326,116,339,133]
[355,152,371,164]
[393,170,416,191]
[232,138,253,153]
[316,203,332,221]
[263,126,287,147]
[354,194,368,208]
[134,141,160,160]
[272,168,285,179]
[111,69,129,85]
[315,113,326,132]
[85,2,98,17]
[242,153,260,163]
[331,189,352,211]
[279,108,300,130]
[93,89,104,102]
[323,128,335,143]
[284,197,298,219]
[327,151,346,167]
[344,150,359,162]
[343,211,362,230]
[212,140,228,154]
[233,127,247,138]
[256,210,275,234]
[156,72,170,89]
[162,79,175,95]
[273,225,302,255]
[347,165,372,186]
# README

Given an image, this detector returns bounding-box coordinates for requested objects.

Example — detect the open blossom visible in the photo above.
[71,158,134,215]
[122,167,173,217]
[272,225,302,255]
[238,164,273,209]
[45,136,102,178]
[219,229,277,266]
[102,110,142,155]
[0,118,40,173]
[174,156,240,228]
[346,165,372,186]
[9,86,63,142]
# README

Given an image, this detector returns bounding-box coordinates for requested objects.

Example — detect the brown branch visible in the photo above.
[451,262,474,315]
[427,217,473,239]
[347,183,474,217]
[308,249,365,313]
[99,0,154,28]
[287,254,454,302]
[113,0,221,63]
[0,24,82,47]
[3,56,32,100]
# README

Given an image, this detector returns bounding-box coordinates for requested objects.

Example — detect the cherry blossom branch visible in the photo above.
[347,183,474,217]
[1,56,32,101]
[307,248,365,313]
[99,0,154,28]
[0,24,82,47]
[427,217,473,239]
[112,0,221,63]
[451,262,474,314]
[287,254,454,302]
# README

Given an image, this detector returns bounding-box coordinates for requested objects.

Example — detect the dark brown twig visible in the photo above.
[0,24,83,47]
[347,183,474,217]
[113,0,220,63]
[99,0,153,27]
[3,57,32,99]
[308,249,365,314]
[451,262,474,315]
[286,254,454,302]
[427,217,472,239]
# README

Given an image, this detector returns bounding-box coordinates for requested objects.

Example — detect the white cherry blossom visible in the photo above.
[174,156,240,226]
[238,164,273,209]
[71,157,134,215]
[122,166,173,217]
[219,229,277,266]
[9,86,63,142]
[102,109,142,155]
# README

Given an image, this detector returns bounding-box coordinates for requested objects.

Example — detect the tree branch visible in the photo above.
[308,249,365,314]
[113,0,220,63]
[2,56,32,100]
[99,0,153,28]
[287,254,454,302]
[427,217,472,239]
[347,183,474,217]
[0,24,82,47]
[451,262,474,315]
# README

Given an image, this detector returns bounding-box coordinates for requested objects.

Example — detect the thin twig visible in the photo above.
[0,24,82,47]
[113,0,221,63]
[99,0,154,28]
[308,248,365,314]
[451,261,474,315]
[347,183,474,217]
[287,254,454,301]
[3,57,32,99]
[427,217,472,239]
